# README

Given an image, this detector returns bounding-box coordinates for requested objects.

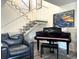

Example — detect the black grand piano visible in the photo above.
[35,27,71,55]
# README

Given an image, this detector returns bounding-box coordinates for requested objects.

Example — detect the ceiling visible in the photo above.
[44,0,76,6]
[1,0,76,7]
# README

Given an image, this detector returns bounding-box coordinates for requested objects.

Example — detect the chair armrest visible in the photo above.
[23,40,34,59]
[23,39,34,47]
[1,42,8,47]
[30,42,34,59]
[28,42,34,59]
[1,42,9,59]
[1,47,9,59]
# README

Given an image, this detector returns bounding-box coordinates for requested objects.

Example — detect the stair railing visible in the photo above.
[7,0,30,20]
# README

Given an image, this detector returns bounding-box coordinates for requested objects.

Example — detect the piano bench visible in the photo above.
[40,43,59,59]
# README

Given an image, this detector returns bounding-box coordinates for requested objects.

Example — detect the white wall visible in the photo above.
[60,2,77,42]
[1,1,37,33]
[60,2,76,11]
[36,1,62,27]
[1,2,26,33]
[59,2,77,51]
[36,1,76,27]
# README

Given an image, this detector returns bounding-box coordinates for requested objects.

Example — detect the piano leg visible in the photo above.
[37,40,39,51]
[67,42,69,55]
[49,41,54,53]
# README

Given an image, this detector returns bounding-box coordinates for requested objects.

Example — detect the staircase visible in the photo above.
[7,0,30,19]
[2,0,47,34]
[19,20,48,34]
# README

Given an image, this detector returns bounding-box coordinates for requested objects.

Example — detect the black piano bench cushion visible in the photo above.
[41,43,58,48]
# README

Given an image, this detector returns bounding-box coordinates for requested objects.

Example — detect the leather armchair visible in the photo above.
[1,33,34,59]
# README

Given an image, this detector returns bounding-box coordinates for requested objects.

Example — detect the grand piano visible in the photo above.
[35,27,71,55]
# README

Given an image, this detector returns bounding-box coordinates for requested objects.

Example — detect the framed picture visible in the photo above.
[53,10,75,28]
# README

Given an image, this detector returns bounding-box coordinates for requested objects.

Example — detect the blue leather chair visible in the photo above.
[1,33,34,59]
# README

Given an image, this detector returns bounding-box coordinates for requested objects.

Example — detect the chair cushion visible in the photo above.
[9,44,30,56]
